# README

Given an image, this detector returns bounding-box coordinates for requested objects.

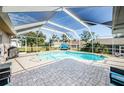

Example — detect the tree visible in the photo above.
[48,34,58,47]
[49,38,53,47]
[80,31,95,43]
[24,31,46,52]
[56,36,60,41]
[80,31,99,52]
[26,32,37,47]
[17,36,25,46]
[37,31,46,46]
[81,41,109,54]
[44,42,49,51]
[61,34,68,42]
[52,34,57,42]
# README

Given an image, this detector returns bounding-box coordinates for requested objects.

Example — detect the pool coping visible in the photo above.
[11,50,124,74]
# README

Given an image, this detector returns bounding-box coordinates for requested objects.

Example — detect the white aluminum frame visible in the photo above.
[48,21,80,39]
[41,27,72,40]
[8,6,103,53]
[63,8,94,53]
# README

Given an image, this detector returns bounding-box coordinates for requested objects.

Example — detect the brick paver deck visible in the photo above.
[11,59,110,86]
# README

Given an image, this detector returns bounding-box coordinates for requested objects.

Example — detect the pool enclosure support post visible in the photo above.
[20,36,27,52]
[112,35,114,55]
[119,46,121,54]
[70,40,71,49]
[25,37,27,52]
[63,8,94,53]
[37,37,38,52]
[41,27,72,49]
[47,21,81,49]
[36,31,39,52]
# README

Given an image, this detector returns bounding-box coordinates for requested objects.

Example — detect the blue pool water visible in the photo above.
[38,51,105,62]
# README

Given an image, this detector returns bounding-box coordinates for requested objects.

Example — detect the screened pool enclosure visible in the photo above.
[6,6,113,53]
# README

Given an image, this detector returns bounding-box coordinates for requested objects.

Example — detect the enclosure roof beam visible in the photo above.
[63,8,92,36]
[14,21,46,31]
[48,21,80,39]
[63,7,94,53]
[41,27,71,40]
[17,27,40,35]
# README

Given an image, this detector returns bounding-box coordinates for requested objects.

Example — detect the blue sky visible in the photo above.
[69,7,112,24]
[8,7,113,41]
[41,24,112,42]
[77,24,112,38]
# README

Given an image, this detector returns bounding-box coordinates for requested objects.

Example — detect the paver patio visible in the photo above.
[11,59,110,86]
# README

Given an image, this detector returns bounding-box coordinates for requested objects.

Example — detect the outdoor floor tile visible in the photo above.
[11,59,110,86]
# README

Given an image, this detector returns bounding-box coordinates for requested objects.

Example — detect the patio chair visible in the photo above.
[120,53,124,56]
[114,52,121,57]
[110,67,124,86]
[0,62,11,86]
[114,52,124,57]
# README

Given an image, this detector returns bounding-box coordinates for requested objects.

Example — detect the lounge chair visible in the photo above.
[114,52,121,57]
[114,52,124,57]
[0,62,11,86]
[110,67,124,86]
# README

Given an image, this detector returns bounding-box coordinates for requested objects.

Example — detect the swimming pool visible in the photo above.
[38,51,105,62]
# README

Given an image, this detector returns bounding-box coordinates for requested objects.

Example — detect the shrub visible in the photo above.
[103,48,109,54]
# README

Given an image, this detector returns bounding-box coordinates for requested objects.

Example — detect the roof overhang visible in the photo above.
[112,6,124,35]
[96,38,124,45]
[1,6,61,12]
[0,6,83,13]
[0,13,16,35]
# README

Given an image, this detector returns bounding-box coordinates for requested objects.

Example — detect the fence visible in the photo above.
[17,45,124,55]
[18,46,58,52]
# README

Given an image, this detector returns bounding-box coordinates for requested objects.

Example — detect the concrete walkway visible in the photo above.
[11,59,110,86]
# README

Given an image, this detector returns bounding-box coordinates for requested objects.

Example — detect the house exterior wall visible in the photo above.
[95,38,124,45]
[52,40,85,49]
[0,29,10,57]
[11,39,21,48]
[0,12,16,61]
[95,38,124,54]
[112,7,124,35]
